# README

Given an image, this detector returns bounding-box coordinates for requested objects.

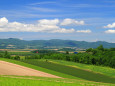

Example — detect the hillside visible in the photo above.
[0,38,115,49]
[0,58,115,84]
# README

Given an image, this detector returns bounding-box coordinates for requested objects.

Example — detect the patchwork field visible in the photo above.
[0,58,115,86]
[20,59,115,84]
[0,60,60,78]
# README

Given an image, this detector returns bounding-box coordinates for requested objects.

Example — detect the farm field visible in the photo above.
[0,58,79,79]
[0,60,60,78]
[20,59,115,84]
[47,59,115,78]
[0,58,115,84]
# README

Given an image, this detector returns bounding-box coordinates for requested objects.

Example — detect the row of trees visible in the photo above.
[0,51,20,60]
[31,45,115,68]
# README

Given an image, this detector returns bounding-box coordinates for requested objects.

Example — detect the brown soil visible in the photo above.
[0,61,61,78]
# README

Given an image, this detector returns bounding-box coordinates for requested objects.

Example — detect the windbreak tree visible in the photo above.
[97,45,104,51]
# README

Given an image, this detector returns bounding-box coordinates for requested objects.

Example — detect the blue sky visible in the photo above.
[0,0,115,42]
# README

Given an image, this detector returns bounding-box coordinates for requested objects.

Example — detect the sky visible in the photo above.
[0,0,115,42]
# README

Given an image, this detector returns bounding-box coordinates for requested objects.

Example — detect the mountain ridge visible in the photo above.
[0,38,115,49]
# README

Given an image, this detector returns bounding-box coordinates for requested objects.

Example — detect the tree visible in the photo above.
[66,56,70,61]
[86,48,92,52]
[4,51,8,56]
[110,48,115,51]
[97,45,104,51]
[66,51,69,54]
[92,49,97,55]
[92,58,96,65]
[14,55,20,60]
[4,51,11,59]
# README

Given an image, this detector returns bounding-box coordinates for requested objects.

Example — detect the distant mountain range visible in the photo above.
[0,38,115,49]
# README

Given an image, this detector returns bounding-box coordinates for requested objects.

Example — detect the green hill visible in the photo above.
[0,38,115,49]
[0,58,115,84]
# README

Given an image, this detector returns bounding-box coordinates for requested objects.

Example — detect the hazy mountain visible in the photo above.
[0,38,115,49]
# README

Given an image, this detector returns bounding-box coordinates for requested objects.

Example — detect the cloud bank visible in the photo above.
[0,17,90,33]
[104,22,115,34]
[76,29,91,33]
[60,18,85,26]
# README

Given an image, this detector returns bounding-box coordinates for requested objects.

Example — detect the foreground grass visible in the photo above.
[0,75,114,86]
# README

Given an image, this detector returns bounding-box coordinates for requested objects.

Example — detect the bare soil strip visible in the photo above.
[0,61,61,78]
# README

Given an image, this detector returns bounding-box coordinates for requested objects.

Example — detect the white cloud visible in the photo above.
[76,29,91,33]
[28,7,57,12]
[51,28,75,33]
[60,18,85,26]
[30,1,56,5]
[38,19,59,25]
[0,17,90,33]
[105,30,115,33]
[104,22,115,28]
[0,17,8,26]
[0,17,76,33]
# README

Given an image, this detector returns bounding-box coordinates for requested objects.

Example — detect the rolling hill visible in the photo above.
[0,38,115,49]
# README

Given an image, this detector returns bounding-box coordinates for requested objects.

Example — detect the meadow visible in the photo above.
[20,59,115,84]
[48,59,115,78]
[0,58,115,84]
[0,47,115,86]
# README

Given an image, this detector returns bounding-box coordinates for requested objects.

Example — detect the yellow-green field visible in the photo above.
[0,75,114,86]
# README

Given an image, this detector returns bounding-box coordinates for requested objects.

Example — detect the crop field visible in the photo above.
[0,75,114,86]
[0,58,79,79]
[0,58,115,86]
[9,52,35,56]
[48,59,115,78]
[0,49,37,56]
[20,59,115,84]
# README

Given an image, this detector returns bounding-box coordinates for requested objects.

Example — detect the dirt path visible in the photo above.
[0,61,61,78]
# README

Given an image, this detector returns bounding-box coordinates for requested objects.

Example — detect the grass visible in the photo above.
[20,59,115,84]
[0,58,115,84]
[0,58,79,79]
[47,59,115,78]
[8,52,35,56]
[0,75,114,86]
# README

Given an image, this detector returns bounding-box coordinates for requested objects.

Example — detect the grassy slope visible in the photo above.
[0,75,114,86]
[20,59,115,84]
[48,59,115,78]
[0,58,79,79]
[0,58,115,84]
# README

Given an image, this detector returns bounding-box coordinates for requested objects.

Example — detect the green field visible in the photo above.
[0,58,79,79]
[0,58,115,85]
[20,59,115,84]
[0,75,114,86]
[48,59,115,78]
[9,52,35,56]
